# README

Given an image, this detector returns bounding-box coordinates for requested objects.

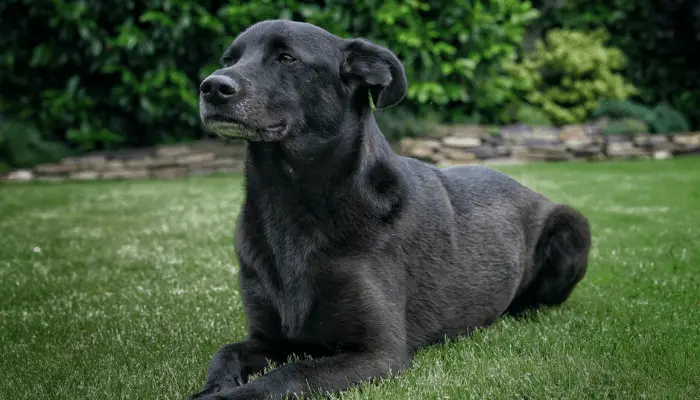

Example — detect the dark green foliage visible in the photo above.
[375,107,429,142]
[0,116,71,172]
[0,0,237,153]
[601,119,649,136]
[595,100,690,134]
[531,0,700,129]
[0,0,538,160]
[651,104,691,134]
[593,100,657,121]
[513,104,553,127]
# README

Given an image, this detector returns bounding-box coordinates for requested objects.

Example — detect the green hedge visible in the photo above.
[0,0,538,154]
[3,0,696,169]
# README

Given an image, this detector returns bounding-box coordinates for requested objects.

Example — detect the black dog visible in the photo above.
[190,20,591,400]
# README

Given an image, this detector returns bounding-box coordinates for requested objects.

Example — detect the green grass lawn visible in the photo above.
[1,157,699,399]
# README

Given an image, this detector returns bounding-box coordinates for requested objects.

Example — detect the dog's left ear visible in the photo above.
[341,38,408,110]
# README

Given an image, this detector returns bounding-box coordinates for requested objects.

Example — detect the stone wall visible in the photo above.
[3,121,700,182]
[3,139,247,182]
[401,121,700,167]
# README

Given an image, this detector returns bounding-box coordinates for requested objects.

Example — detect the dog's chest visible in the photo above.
[237,213,323,340]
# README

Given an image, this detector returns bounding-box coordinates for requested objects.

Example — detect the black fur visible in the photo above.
[189,20,592,400]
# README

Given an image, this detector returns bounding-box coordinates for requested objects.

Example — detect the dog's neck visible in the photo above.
[244,112,392,193]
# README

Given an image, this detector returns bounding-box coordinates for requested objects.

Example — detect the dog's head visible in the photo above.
[199,20,407,142]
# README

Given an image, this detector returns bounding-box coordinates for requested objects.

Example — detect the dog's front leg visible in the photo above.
[188,338,292,399]
[198,350,407,400]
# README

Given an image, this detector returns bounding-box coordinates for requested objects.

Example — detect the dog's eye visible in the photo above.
[221,57,234,68]
[277,53,296,64]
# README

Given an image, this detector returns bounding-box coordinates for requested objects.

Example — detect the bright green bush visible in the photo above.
[506,28,638,125]
[0,0,539,158]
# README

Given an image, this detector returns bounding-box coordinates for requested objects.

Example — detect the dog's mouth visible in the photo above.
[201,113,288,142]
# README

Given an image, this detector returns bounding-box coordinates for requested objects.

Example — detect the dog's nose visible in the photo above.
[200,75,238,105]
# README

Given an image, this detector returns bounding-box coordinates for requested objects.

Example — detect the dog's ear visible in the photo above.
[341,38,408,110]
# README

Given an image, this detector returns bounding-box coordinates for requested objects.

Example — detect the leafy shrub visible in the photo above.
[601,119,649,136]
[531,0,700,129]
[0,116,70,171]
[0,0,539,155]
[505,28,638,125]
[513,104,552,127]
[594,100,690,134]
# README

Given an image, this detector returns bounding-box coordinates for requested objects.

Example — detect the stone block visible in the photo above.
[570,145,604,159]
[148,157,179,168]
[123,157,154,168]
[525,146,573,161]
[509,145,530,159]
[5,169,34,181]
[34,163,75,174]
[442,148,478,163]
[80,155,108,169]
[671,133,700,146]
[649,135,669,146]
[442,136,481,148]
[564,138,594,150]
[500,124,532,144]
[105,160,125,170]
[199,158,243,169]
[633,134,651,147]
[523,137,562,147]
[176,152,216,165]
[653,150,672,160]
[70,171,100,180]
[531,127,561,142]
[102,169,149,180]
[482,134,506,147]
[493,146,511,157]
[451,124,487,138]
[605,134,633,144]
[400,138,441,162]
[152,167,188,179]
[672,145,700,156]
[606,142,649,158]
[560,125,587,141]
[469,145,497,159]
[155,144,190,158]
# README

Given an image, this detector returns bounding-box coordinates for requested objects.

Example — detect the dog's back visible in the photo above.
[394,157,589,352]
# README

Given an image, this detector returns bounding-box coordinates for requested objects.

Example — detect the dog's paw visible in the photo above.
[187,383,219,400]
[188,375,246,400]
[187,385,257,400]
[190,345,249,399]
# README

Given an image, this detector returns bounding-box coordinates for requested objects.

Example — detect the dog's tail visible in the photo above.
[507,204,591,316]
